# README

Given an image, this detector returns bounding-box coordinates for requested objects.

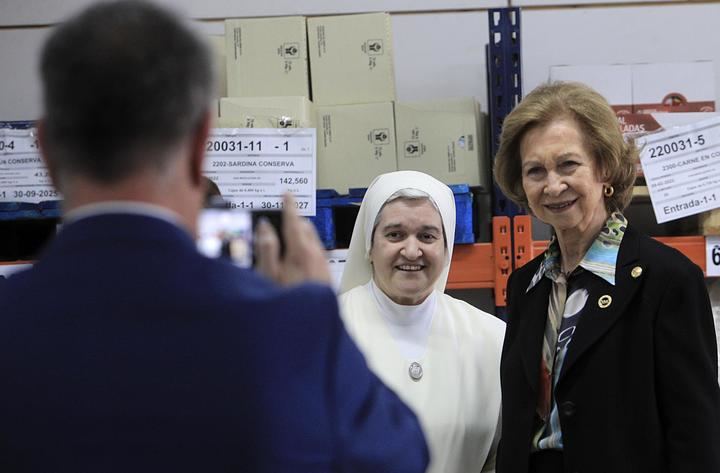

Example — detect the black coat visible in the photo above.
[498,224,720,473]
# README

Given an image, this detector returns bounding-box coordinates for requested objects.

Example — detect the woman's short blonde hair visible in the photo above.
[493,81,638,212]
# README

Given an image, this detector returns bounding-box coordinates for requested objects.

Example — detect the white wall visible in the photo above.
[1,1,720,122]
[0,27,50,121]
[0,4,500,121]
[522,3,720,99]
[0,0,505,26]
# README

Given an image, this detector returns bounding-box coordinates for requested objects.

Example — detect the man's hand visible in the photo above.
[254,193,331,286]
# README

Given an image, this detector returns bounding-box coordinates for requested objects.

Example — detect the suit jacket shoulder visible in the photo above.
[0,214,430,473]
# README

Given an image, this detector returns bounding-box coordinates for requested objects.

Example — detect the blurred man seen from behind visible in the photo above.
[0,2,429,472]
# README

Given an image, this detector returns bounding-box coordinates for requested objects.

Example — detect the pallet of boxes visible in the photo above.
[212,13,490,251]
[308,13,489,246]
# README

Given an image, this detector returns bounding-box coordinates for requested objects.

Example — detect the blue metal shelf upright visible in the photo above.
[487,7,523,218]
[486,8,523,315]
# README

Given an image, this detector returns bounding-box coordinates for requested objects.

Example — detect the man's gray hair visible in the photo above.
[40,0,215,182]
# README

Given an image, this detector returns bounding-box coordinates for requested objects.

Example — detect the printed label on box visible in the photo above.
[280,43,299,59]
[638,115,720,223]
[370,129,390,145]
[203,128,316,216]
[364,39,384,56]
[404,141,423,158]
[0,127,60,203]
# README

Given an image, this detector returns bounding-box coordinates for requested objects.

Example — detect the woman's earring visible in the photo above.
[603,185,614,198]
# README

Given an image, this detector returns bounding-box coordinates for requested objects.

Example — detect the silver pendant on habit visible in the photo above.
[408,361,423,381]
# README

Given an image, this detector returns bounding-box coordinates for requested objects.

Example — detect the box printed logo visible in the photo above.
[404,141,422,158]
[280,42,299,59]
[363,39,384,56]
[370,129,390,145]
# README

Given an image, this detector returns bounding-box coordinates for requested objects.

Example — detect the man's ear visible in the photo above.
[188,111,211,189]
[36,119,62,193]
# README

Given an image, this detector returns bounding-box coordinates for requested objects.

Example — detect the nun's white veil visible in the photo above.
[338,170,456,295]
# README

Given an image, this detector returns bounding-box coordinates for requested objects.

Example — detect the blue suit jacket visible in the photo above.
[0,213,428,473]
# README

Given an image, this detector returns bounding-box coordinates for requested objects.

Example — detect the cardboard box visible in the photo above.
[225,16,309,98]
[550,62,717,115]
[625,192,699,237]
[549,64,633,115]
[619,112,718,138]
[316,102,397,193]
[308,13,396,105]
[632,62,715,113]
[700,209,720,235]
[218,96,315,128]
[395,98,486,187]
[208,35,227,99]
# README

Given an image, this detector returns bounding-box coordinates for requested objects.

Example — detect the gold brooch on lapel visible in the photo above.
[598,295,612,309]
[631,266,643,278]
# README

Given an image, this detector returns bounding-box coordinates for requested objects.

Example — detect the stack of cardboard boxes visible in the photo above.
[394,98,486,190]
[308,13,397,194]
[217,16,314,129]
[210,13,487,195]
[550,61,716,139]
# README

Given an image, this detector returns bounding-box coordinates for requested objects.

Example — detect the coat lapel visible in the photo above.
[557,226,643,382]
[516,269,553,395]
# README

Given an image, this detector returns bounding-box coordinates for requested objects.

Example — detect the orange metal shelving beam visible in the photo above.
[512,215,709,275]
[446,243,494,290]
[446,217,512,307]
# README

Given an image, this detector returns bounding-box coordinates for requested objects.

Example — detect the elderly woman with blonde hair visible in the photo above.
[494,81,720,473]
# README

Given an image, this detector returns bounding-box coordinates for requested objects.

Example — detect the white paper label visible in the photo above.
[203,128,316,216]
[326,248,348,293]
[707,236,720,277]
[0,127,60,203]
[638,116,720,223]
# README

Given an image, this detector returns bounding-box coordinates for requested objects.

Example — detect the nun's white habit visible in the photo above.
[339,171,505,473]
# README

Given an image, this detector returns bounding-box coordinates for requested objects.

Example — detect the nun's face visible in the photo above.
[370,198,446,305]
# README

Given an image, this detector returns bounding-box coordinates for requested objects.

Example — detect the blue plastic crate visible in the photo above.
[309,206,335,249]
[39,200,63,218]
[311,184,476,248]
[0,120,36,129]
[0,201,63,220]
[316,189,340,199]
[348,188,367,198]
[451,185,475,244]
[0,202,42,220]
[309,190,362,249]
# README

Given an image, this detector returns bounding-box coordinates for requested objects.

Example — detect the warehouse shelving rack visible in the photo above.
[1,8,715,309]
[512,214,708,273]
[441,7,522,306]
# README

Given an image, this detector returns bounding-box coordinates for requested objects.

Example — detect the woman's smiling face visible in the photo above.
[369,198,446,306]
[520,117,609,235]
